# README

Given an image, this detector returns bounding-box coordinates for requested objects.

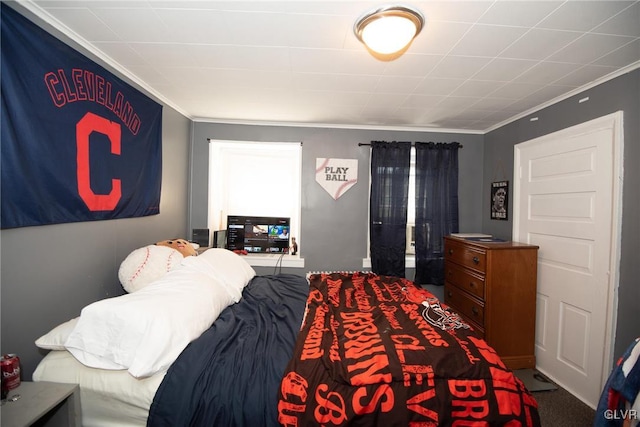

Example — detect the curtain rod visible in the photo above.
[358,142,463,148]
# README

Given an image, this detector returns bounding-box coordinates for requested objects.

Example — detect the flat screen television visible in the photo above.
[225,215,290,254]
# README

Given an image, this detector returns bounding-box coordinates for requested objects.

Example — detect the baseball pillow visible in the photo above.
[118,245,183,293]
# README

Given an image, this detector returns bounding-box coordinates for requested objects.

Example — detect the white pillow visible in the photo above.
[35,318,79,350]
[118,245,183,293]
[188,248,256,301]
[65,262,237,378]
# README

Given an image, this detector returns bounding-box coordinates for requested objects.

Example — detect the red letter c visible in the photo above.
[76,112,121,211]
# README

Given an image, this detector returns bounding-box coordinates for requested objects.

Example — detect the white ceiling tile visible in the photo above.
[537,1,634,32]
[89,7,174,42]
[293,73,378,92]
[471,58,539,81]
[592,2,640,37]
[281,13,353,49]
[414,78,466,96]
[382,54,443,77]
[362,106,410,123]
[593,39,640,67]
[487,104,525,116]
[92,41,149,66]
[375,75,423,94]
[187,45,291,71]
[476,109,520,122]
[552,65,620,87]
[409,21,473,55]
[402,94,447,109]
[289,48,387,75]
[522,84,582,104]
[420,107,467,123]
[477,1,563,27]
[152,9,233,44]
[125,65,173,87]
[365,93,412,110]
[499,28,582,60]
[548,33,637,64]
[40,7,120,42]
[449,108,493,121]
[197,69,293,90]
[504,95,550,113]
[514,61,579,84]
[468,97,519,111]
[451,80,505,97]
[416,1,493,23]
[448,24,529,57]
[489,82,547,100]
[428,56,493,79]
[220,11,295,46]
[130,43,199,67]
[298,90,372,107]
[436,96,483,110]
[216,1,365,16]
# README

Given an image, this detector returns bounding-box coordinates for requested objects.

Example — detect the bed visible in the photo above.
[33,253,540,426]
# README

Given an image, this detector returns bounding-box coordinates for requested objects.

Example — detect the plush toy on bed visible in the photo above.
[118,239,197,293]
[156,238,197,257]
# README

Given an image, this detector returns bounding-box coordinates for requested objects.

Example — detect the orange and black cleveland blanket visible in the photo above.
[278,272,540,426]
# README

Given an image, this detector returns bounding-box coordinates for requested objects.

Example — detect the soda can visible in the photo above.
[1,354,21,400]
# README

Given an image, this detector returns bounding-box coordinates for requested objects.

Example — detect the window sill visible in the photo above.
[243,254,305,268]
[362,256,415,269]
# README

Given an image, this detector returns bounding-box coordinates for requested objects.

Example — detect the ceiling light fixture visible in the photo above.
[354,5,424,61]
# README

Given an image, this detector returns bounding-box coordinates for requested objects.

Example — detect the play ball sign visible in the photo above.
[315,158,358,200]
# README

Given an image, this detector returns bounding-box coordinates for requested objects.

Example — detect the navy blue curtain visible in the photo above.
[369,141,411,277]
[414,142,460,285]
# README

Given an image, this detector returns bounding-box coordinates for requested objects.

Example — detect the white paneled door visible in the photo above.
[513,112,623,408]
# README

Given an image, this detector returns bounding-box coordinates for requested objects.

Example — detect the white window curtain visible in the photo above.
[208,140,302,243]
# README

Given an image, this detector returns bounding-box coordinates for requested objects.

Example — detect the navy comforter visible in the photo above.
[147,274,309,427]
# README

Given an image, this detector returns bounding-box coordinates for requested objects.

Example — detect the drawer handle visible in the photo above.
[472,256,480,264]
[472,306,479,316]
[447,291,452,298]
[469,282,476,288]
[448,249,453,255]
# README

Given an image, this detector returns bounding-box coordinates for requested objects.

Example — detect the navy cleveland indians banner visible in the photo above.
[1,4,162,229]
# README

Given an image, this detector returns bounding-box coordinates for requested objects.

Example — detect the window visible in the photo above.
[365,141,460,280]
[208,140,303,266]
[406,148,417,254]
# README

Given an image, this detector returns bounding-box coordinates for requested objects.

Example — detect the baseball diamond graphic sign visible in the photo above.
[315,158,358,200]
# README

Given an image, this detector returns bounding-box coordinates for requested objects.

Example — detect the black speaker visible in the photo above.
[192,229,210,247]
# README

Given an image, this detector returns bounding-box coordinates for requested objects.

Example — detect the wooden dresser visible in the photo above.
[443,235,539,369]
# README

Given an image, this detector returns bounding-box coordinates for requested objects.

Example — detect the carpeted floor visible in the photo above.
[532,383,596,426]
[515,369,558,392]
[514,368,596,426]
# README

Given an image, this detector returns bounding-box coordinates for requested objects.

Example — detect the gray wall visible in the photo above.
[190,123,484,276]
[0,5,192,379]
[482,69,640,360]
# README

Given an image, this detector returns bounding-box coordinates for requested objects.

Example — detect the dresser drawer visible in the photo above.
[444,283,485,327]
[445,261,485,300]
[445,239,487,273]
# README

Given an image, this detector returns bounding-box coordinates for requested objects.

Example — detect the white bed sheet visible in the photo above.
[32,350,165,427]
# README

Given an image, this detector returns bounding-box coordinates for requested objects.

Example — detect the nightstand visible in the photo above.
[1,381,81,427]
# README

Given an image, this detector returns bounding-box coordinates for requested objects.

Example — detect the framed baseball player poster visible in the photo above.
[490,181,509,220]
